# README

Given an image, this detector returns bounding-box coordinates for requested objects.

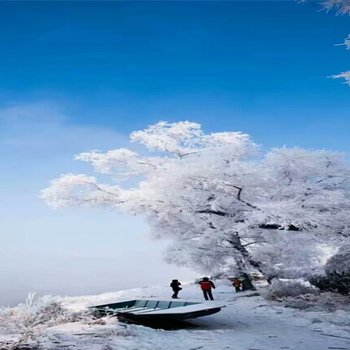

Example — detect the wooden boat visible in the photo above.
[90,299,225,323]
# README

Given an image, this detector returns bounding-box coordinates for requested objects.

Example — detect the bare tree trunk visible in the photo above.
[227,232,268,289]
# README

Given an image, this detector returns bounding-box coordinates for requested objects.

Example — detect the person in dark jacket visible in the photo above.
[199,277,215,300]
[170,279,182,299]
[240,273,256,291]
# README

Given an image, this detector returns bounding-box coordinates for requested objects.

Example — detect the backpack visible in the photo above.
[200,281,212,291]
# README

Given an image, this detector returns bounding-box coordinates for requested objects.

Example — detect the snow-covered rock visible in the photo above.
[325,244,350,275]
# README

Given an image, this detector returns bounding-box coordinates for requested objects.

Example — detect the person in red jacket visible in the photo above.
[199,277,216,300]
[232,277,242,293]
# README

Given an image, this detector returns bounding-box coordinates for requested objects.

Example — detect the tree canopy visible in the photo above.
[42,122,350,279]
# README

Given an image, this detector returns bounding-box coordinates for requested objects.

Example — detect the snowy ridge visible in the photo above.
[1,281,350,350]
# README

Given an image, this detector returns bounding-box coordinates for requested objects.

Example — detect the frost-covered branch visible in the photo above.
[322,0,350,14]
[331,71,350,84]
[41,174,124,209]
[315,0,350,85]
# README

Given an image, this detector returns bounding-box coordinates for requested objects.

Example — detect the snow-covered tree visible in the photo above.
[42,121,350,279]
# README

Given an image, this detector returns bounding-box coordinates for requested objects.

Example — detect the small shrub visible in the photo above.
[310,245,350,295]
[264,279,319,300]
[310,273,350,295]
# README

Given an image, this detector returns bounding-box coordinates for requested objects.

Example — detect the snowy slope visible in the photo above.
[1,281,350,350]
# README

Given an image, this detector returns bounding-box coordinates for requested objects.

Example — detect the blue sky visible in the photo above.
[0,0,349,150]
[0,1,349,305]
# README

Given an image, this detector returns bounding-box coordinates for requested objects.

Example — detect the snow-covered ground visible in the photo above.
[1,281,350,350]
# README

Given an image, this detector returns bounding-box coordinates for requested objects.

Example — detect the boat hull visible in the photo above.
[90,299,225,324]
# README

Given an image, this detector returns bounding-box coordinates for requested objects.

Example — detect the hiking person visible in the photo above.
[199,277,215,300]
[170,279,182,299]
[240,273,256,291]
[232,277,241,292]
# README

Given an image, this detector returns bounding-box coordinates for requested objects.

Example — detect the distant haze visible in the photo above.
[0,104,197,306]
[0,208,197,306]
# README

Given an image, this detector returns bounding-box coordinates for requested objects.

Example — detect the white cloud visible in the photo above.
[0,101,128,159]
